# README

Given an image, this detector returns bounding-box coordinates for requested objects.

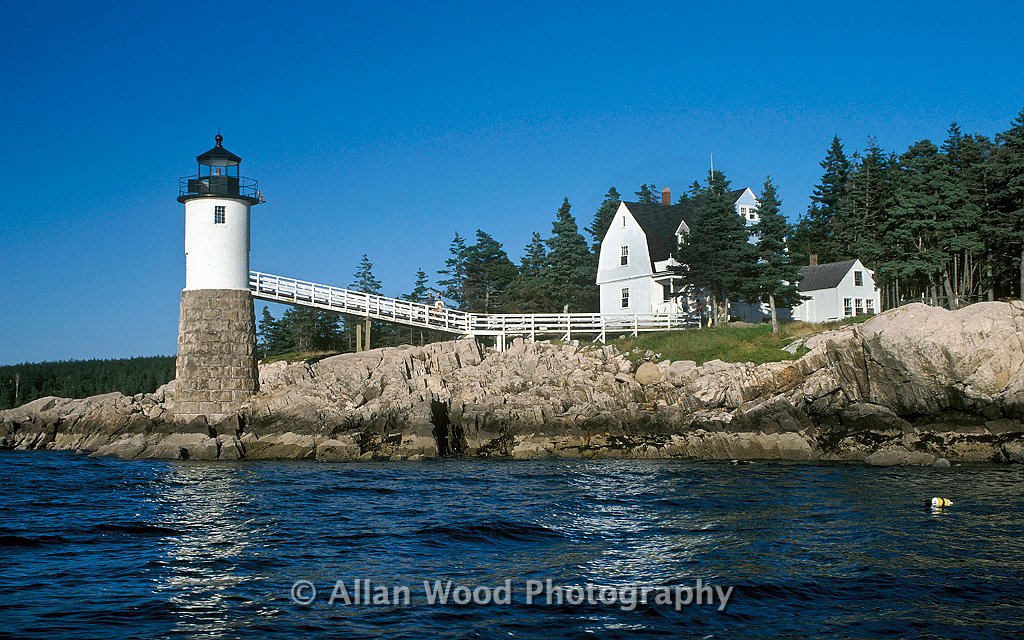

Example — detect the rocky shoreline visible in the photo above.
[3,302,1024,466]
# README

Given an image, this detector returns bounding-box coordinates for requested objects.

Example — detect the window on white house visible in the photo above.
[855,299,864,315]
[866,299,875,314]
[663,283,672,302]
[622,215,625,227]
[620,245,629,266]
[214,206,225,224]
[748,213,756,220]
[621,288,630,309]
[844,298,853,317]
[854,271,863,286]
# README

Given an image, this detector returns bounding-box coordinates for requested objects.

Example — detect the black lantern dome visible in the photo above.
[178,134,260,205]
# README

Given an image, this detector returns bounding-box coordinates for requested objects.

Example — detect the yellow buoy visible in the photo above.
[931,497,953,508]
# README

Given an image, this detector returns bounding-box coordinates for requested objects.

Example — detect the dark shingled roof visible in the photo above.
[798,259,858,291]
[623,188,750,268]
[622,200,698,267]
[196,134,242,164]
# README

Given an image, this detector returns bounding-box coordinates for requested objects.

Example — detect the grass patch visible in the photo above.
[612,316,872,366]
[260,350,342,365]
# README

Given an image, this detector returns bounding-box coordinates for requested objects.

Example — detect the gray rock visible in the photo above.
[865,447,937,466]
[635,362,663,386]
[932,457,951,468]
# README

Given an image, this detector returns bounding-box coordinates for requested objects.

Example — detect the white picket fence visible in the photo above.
[250,271,695,344]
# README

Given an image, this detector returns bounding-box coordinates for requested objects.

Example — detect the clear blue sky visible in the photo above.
[1,1,1021,364]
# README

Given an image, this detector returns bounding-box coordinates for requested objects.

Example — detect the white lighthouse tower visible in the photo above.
[173,134,261,425]
[180,133,257,290]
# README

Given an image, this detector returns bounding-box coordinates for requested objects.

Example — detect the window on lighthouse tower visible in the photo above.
[214,206,225,224]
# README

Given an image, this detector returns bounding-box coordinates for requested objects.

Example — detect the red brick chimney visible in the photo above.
[661,187,671,206]
[809,254,818,266]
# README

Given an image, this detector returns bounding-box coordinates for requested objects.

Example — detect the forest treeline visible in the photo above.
[0,356,175,410]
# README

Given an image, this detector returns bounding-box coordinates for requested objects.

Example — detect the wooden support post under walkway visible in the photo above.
[355,322,362,352]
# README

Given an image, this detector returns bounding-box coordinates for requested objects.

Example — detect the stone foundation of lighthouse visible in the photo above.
[173,289,258,424]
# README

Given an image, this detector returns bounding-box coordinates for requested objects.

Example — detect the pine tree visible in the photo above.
[543,197,597,311]
[402,269,431,304]
[793,135,851,263]
[706,170,732,196]
[402,268,435,346]
[350,254,383,295]
[257,306,289,356]
[958,133,998,300]
[635,183,660,204]
[437,232,469,308]
[888,139,979,308]
[939,124,985,307]
[677,172,753,324]
[506,232,552,312]
[748,177,804,333]
[584,186,621,252]
[992,108,1024,299]
[831,138,894,290]
[463,230,518,313]
[348,254,387,347]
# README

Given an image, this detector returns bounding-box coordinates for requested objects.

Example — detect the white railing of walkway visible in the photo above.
[250,271,695,343]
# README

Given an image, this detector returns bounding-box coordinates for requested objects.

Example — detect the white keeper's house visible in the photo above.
[789,258,881,323]
[595,186,762,319]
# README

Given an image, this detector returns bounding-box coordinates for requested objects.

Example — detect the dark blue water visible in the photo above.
[1,452,1022,639]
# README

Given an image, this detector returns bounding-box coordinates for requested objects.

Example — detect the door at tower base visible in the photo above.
[173,289,258,424]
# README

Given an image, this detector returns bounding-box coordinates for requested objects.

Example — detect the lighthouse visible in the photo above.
[173,134,261,425]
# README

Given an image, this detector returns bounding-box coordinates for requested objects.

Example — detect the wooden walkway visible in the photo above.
[250,271,695,347]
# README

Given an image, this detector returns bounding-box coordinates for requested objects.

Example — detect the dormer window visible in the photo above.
[620,245,629,266]
[214,206,225,224]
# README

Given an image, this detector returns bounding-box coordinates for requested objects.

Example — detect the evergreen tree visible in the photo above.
[748,177,804,333]
[346,254,388,348]
[676,172,753,324]
[585,186,621,252]
[257,306,289,356]
[792,135,851,263]
[350,254,383,295]
[463,230,518,313]
[958,133,998,300]
[992,108,1024,299]
[506,232,552,312]
[706,169,732,196]
[832,138,894,275]
[543,197,598,311]
[888,139,979,308]
[437,232,469,308]
[402,268,438,346]
[402,269,431,304]
[520,232,547,276]
[635,183,660,204]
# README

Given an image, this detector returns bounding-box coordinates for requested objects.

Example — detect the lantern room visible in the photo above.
[178,133,260,205]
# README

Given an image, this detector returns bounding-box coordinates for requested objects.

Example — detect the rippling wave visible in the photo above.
[1,452,1022,638]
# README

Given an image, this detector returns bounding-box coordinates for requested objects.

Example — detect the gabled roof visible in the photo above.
[622,200,698,266]
[798,259,858,291]
[622,188,752,267]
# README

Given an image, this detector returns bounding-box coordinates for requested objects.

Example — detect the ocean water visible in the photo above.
[1,452,1022,639]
